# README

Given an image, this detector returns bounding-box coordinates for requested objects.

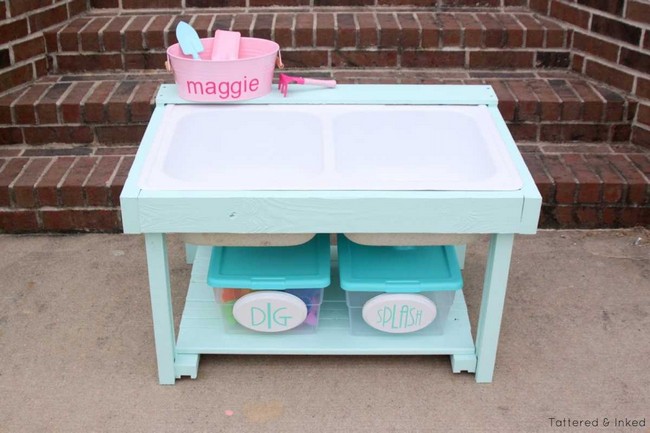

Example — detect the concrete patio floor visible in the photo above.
[0,229,648,433]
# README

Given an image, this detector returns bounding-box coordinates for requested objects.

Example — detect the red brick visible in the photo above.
[0,128,23,145]
[315,13,335,47]
[85,156,121,206]
[562,123,609,142]
[279,50,329,68]
[487,80,516,121]
[508,123,539,141]
[539,124,563,141]
[585,60,634,93]
[144,15,173,49]
[13,85,50,124]
[23,126,94,144]
[377,13,400,48]
[583,155,625,204]
[106,81,138,123]
[637,104,650,127]
[572,31,620,63]
[548,79,581,121]
[91,0,119,8]
[57,54,123,72]
[0,158,29,206]
[124,52,166,70]
[0,210,39,233]
[574,206,599,227]
[12,35,46,63]
[0,88,26,124]
[357,13,378,48]
[626,1,650,25]
[232,14,254,37]
[0,18,28,45]
[336,13,356,48]
[637,77,650,100]
[401,51,465,68]
[124,16,152,50]
[110,156,134,205]
[592,85,625,122]
[95,125,147,145]
[536,16,565,48]
[12,158,52,208]
[35,156,76,206]
[60,157,98,206]
[476,13,504,48]
[507,80,539,121]
[191,15,213,38]
[439,14,461,46]
[9,0,46,16]
[0,64,34,95]
[591,14,642,46]
[41,209,75,231]
[397,13,420,48]
[36,83,71,124]
[608,155,648,205]
[83,81,118,123]
[552,205,575,226]
[80,17,110,52]
[455,13,481,47]
[123,0,182,7]
[515,14,543,48]
[58,18,90,51]
[550,0,590,29]
[211,14,235,33]
[252,13,273,40]
[295,13,314,47]
[417,13,440,48]
[611,124,632,142]
[529,80,561,121]
[332,50,397,68]
[563,154,601,203]
[130,82,159,122]
[495,13,524,48]
[569,80,604,121]
[29,4,69,32]
[274,14,294,48]
[102,16,131,51]
[77,209,121,232]
[631,126,650,148]
[59,81,94,123]
[469,51,533,69]
[541,154,576,204]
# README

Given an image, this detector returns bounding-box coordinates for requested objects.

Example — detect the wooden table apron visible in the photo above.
[120,84,541,384]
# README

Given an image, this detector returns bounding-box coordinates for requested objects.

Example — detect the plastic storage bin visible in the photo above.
[337,235,463,336]
[208,234,330,334]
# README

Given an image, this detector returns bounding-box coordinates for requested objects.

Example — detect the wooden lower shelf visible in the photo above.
[175,247,476,365]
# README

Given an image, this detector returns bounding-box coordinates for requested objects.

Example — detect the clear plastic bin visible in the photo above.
[213,287,324,334]
[337,235,462,336]
[207,234,330,334]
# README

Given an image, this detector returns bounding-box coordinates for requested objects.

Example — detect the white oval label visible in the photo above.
[362,294,437,334]
[232,291,308,333]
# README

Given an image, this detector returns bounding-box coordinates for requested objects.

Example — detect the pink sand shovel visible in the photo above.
[278,73,337,97]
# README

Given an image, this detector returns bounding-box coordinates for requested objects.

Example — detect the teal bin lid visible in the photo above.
[207,234,331,290]
[337,235,463,292]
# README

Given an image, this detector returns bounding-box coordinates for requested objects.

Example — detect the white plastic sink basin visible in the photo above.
[138,104,522,191]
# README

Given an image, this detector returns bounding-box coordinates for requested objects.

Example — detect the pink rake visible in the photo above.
[278,73,337,97]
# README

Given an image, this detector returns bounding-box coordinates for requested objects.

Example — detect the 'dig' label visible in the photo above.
[362,294,437,334]
[232,291,308,333]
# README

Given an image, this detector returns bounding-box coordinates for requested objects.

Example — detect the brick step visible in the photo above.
[45,10,571,73]
[0,142,647,232]
[0,70,635,146]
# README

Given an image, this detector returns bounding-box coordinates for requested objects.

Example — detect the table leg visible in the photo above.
[454,244,467,270]
[474,233,514,383]
[185,243,197,264]
[144,233,177,385]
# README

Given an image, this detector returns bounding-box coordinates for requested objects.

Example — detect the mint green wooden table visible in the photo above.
[120,84,541,384]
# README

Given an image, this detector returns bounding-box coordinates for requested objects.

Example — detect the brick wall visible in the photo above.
[531,0,650,147]
[0,0,87,94]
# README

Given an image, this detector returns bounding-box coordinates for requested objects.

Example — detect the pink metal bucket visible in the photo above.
[167,37,280,102]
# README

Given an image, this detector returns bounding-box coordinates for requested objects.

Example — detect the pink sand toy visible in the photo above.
[167,36,280,102]
[278,73,337,97]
